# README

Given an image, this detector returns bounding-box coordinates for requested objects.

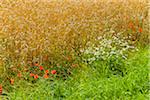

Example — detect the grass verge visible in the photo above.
[6,47,149,100]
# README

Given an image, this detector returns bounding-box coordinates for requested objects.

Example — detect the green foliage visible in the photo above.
[7,48,149,100]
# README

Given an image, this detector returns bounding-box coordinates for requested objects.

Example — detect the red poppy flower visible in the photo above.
[139,27,142,33]
[10,78,14,85]
[43,74,49,79]
[39,66,44,70]
[34,63,39,66]
[0,85,2,95]
[51,70,57,74]
[30,73,34,77]
[17,73,22,78]
[34,74,39,79]
[45,70,49,74]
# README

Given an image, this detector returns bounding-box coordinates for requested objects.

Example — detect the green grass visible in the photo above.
[5,47,149,100]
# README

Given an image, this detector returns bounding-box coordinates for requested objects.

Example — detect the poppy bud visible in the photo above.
[0,85,2,95]
[43,74,49,79]
[10,78,14,85]
[51,70,57,74]
[34,74,39,79]
[39,66,44,70]
[139,27,142,33]
[17,73,22,78]
[30,73,34,77]
[45,70,49,74]
[34,62,39,67]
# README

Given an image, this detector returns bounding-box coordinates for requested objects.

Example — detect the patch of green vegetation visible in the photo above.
[7,48,149,100]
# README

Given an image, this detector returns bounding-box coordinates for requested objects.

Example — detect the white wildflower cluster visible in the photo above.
[81,31,137,64]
